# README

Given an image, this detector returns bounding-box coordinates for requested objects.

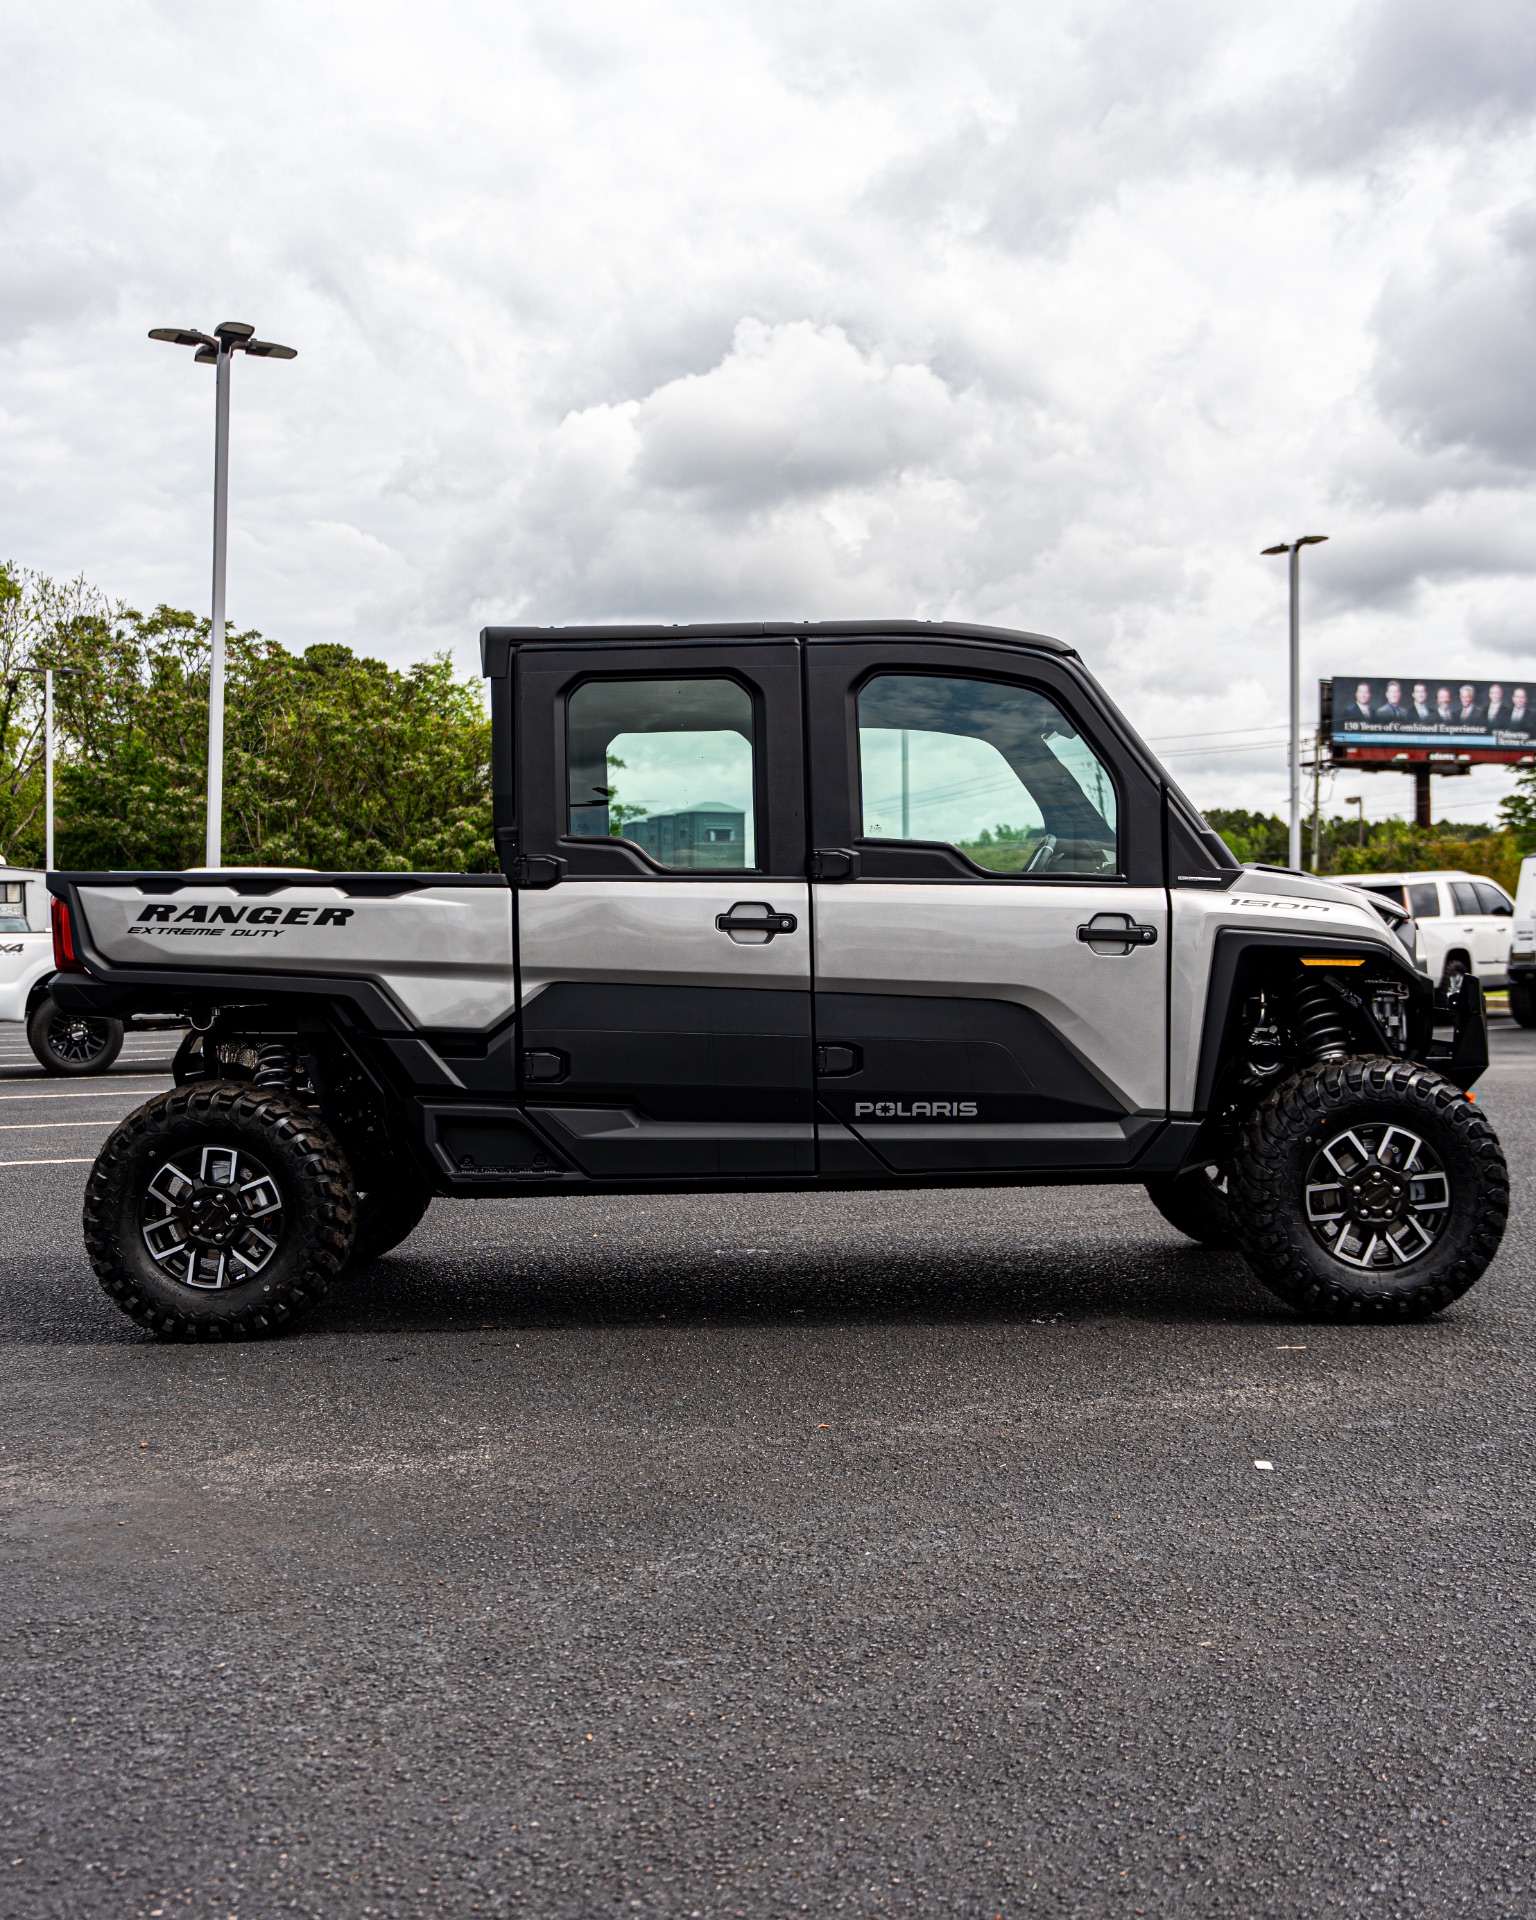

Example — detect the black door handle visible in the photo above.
[716,904,798,939]
[1077,913,1158,952]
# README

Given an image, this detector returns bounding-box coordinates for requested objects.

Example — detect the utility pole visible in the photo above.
[148,321,296,868]
[21,665,83,869]
[1310,730,1323,871]
[1261,534,1329,869]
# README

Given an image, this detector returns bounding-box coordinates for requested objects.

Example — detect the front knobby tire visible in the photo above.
[351,1166,433,1265]
[1145,1163,1237,1249]
[1229,1057,1508,1321]
[83,1083,357,1340]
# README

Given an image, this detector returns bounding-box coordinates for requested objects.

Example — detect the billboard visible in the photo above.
[1327,677,1536,751]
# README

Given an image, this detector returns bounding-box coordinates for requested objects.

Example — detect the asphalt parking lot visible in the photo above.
[2,1023,1534,1920]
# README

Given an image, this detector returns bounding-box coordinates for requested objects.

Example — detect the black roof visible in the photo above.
[479,619,1072,677]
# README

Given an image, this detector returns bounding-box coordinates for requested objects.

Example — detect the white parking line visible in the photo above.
[0,1158,94,1166]
[0,1087,168,1102]
[0,1119,116,1130]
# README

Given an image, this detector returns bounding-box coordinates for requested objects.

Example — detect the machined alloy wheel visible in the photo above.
[141,1142,286,1291]
[1303,1122,1449,1270]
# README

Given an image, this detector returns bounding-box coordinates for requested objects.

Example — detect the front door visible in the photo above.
[513,641,813,1179]
[804,640,1168,1174]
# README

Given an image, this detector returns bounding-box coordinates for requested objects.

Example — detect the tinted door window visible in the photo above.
[1450,881,1482,916]
[856,674,1117,875]
[1407,881,1440,918]
[567,678,757,870]
[1472,881,1512,915]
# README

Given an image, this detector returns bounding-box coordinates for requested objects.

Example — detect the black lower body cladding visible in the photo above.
[1229,1057,1508,1320]
[83,1084,356,1339]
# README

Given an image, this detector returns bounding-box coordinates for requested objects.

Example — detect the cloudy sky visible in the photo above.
[5,0,1536,824]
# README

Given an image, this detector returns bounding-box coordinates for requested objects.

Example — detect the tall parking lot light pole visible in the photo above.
[148,322,297,868]
[1262,534,1329,870]
[20,665,84,870]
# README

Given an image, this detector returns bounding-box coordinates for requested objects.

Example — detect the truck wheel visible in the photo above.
[82,1084,357,1340]
[351,1169,432,1264]
[27,994,124,1076]
[1509,981,1536,1028]
[1144,1164,1236,1249]
[1229,1058,1508,1320]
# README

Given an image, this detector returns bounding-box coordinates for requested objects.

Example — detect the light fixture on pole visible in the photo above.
[19,665,85,871]
[148,321,297,869]
[1261,534,1329,870]
[1345,793,1365,848]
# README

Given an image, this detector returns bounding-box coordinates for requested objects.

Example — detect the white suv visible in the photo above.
[1337,870,1514,989]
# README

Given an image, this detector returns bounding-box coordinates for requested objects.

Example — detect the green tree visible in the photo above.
[1499,774,1536,858]
[1331,821,1520,894]
[0,573,494,873]
[1203,808,1288,865]
[0,562,115,864]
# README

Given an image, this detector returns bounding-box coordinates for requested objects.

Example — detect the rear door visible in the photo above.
[512,640,813,1179]
[1447,878,1494,977]
[804,639,1168,1174]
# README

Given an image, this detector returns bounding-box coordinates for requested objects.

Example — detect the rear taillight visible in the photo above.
[51,896,86,972]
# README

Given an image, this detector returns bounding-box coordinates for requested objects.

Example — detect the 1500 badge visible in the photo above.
[854,1100,978,1118]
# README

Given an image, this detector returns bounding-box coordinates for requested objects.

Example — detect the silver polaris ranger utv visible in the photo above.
[47,621,1506,1339]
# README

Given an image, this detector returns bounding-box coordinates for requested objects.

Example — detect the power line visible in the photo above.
[1144,723,1293,745]
[1158,739,1298,760]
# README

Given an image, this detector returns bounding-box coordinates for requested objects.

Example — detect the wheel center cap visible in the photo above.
[1350,1167,1406,1222]
[186,1189,237,1244]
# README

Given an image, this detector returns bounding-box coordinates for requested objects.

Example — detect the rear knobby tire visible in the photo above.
[28,994,124,1076]
[351,1166,433,1264]
[83,1083,356,1340]
[1229,1057,1508,1321]
[1145,1163,1237,1249]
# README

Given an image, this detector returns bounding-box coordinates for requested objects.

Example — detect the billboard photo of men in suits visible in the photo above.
[1330,677,1536,747]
